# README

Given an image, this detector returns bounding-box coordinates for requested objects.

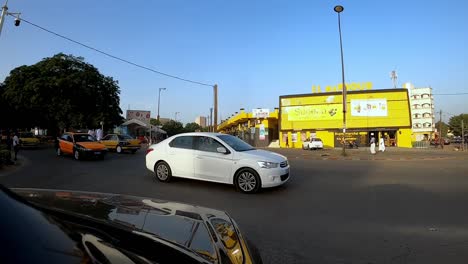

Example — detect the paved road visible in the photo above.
[2,147,468,263]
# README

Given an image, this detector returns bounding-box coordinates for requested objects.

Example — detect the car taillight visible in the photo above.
[146,148,154,155]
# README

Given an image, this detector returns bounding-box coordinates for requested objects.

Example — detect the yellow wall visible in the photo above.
[316,131,335,148]
[280,89,411,130]
[397,128,412,148]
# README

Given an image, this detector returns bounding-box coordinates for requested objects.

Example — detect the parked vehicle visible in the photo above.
[302,138,324,150]
[146,132,290,193]
[99,134,141,153]
[19,132,40,148]
[57,132,107,160]
[2,185,263,264]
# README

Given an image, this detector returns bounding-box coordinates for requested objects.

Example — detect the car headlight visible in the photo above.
[257,161,279,169]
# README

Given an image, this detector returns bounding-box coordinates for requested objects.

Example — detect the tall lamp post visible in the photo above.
[334,5,347,156]
[157,88,166,122]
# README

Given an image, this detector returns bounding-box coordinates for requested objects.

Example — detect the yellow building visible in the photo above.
[279,89,412,148]
[218,108,279,147]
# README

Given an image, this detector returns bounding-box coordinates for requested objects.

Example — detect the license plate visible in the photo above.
[95,152,101,155]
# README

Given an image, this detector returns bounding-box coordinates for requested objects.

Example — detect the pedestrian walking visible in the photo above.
[12,132,20,161]
[379,137,386,152]
[369,135,376,155]
[96,128,103,141]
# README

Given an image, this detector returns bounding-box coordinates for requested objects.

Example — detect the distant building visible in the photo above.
[404,83,435,141]
[195,116,207,128]
[158,118,171,125]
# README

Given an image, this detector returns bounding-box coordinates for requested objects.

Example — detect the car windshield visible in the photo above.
[20,132,34,138]
[118,135,133,140]
[74,134,96,142]
[313,138,322,142]
[216,135,255,152]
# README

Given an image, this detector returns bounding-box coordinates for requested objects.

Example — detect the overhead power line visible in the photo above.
[12,15,214,87]
[432,93,468,95]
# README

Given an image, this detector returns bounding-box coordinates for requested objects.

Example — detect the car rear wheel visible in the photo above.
[235,168,261,194]
[154,161,172,182]
[116,145,123,153]
[74,150,80,160]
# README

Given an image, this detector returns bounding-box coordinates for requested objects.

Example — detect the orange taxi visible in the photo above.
[57,132,107,160]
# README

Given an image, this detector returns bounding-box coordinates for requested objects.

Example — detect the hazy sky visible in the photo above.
[1,0,467,123]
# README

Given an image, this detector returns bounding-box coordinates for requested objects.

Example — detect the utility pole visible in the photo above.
[0,1,8,37]
[462,119,465,151]
[0,0,21,38]
[439,110,443,147]
[209,108,213,132]
[213,84,218,132]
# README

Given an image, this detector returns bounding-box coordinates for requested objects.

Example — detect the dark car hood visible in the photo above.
[12,188,232,248]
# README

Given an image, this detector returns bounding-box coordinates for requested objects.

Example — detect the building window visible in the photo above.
[423,113,431,118]
[422,103,431,109]
[413,104,420,109]
[413,123,422,128]
[413,113,421,119]
[423,123,432,128]
[421,93,431,99]
[412,95,420,99]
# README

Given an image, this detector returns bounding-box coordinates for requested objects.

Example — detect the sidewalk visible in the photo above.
[262,147,468,161]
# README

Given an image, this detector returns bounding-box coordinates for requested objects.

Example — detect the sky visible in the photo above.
[1,0,467,124]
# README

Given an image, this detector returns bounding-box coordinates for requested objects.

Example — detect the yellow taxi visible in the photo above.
[57,132,107,160]
[99,134,141,154]
[19,132,40,148]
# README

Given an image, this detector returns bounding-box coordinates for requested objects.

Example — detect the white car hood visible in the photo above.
[236,149,287,163]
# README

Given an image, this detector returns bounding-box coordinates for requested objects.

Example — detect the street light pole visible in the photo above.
[0,1,8,37]
[157,88,166,122]
[334,5,347,156]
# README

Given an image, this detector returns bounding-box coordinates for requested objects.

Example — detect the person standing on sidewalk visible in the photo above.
[12,132,20,161]
[379,137,386,152]
[370,135,376,155]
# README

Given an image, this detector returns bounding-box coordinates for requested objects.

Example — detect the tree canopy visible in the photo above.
[0,53,123,135]
[184,122,202,132]
[448,114,468,136]
[161,120,184,136]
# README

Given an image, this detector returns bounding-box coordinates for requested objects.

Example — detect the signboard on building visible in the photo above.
[284,105,343,121]
[259,124,266,140]
[312,82,373,93]
[252,108,270,118]
[351,99,388,117]
[126,110,151,124]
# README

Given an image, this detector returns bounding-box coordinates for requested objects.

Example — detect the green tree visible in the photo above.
[0,53,123,136]
[150,118,161,126]
[448,114,468,136]
[184,122,201,132]
[161,120,184,136]
[434,121,449,137]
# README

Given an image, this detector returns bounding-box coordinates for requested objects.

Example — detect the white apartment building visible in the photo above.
[404,83,435,141]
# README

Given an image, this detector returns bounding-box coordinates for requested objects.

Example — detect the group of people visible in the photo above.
[88,128,104,141]
[4,131,21,163]
[369,135,386,154]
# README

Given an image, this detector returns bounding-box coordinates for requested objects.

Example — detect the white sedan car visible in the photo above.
[302,138,324,150]
[146,132,290,193]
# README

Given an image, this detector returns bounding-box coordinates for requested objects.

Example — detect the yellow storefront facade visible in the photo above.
[218,108,279,147]
[279,89,412,148]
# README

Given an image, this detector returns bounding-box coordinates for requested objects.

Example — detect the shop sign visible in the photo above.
[351,99,388,117]
[126,110,151,124]
[312,82,373,93]
[334,132,367,147]
[291,133,298,142]
[285,105,342,121]
[252,108,270,118]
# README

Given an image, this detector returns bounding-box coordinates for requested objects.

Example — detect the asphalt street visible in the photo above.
[2,147,468,264]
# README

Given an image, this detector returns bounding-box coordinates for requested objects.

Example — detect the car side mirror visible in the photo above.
[216,147,228,154]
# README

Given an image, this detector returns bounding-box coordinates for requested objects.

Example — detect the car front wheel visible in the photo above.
[74,150,80,160]
[235,168,261,194]
[116,145,123,153]
[154,161,172,182]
